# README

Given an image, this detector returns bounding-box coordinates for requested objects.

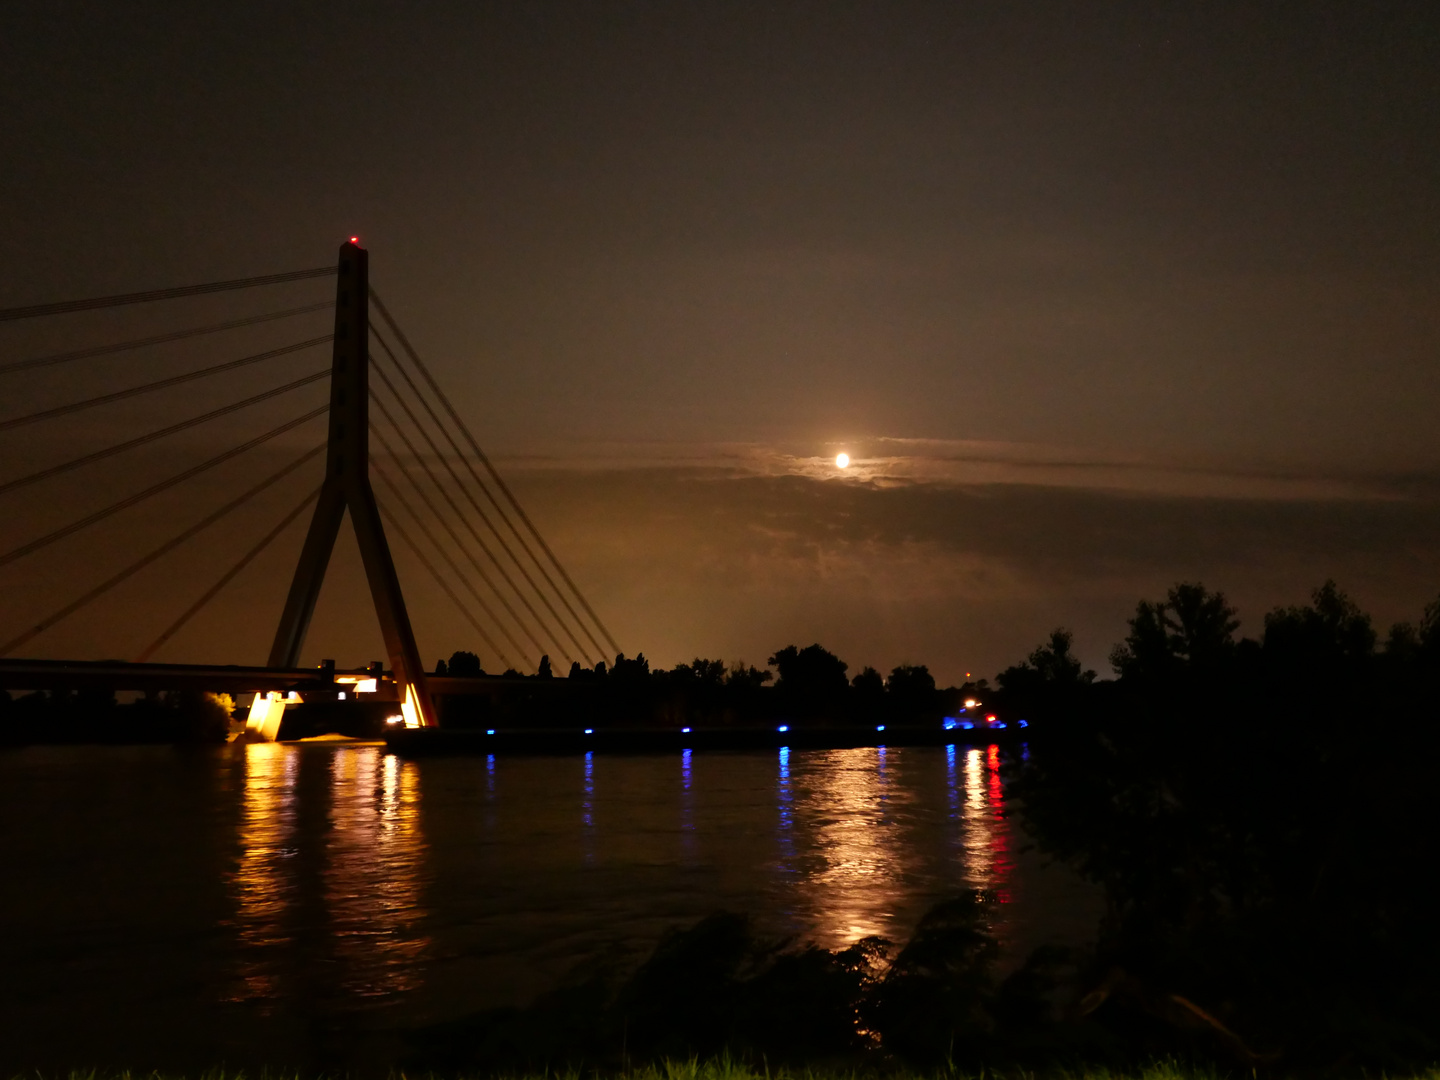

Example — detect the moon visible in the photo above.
[835,452,850,469]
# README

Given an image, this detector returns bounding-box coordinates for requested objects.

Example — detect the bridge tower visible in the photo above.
[265,240,436,732]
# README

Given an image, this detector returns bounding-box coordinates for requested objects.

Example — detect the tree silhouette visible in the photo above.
[610,652,650,681]
[885,664,937,721]
[446,650,485,677]
[1263,578,1375,678]
[768,643,849,721]
[995,629,1095,719]
[1109,582,1239,682]
[851,665,884,714]
[767,644,848,695]
[1006,580,1440,1065]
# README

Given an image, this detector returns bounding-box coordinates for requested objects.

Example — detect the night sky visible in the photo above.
[2,1,1438,683]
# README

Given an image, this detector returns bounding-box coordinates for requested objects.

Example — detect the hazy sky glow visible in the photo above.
[2,2,1438,681]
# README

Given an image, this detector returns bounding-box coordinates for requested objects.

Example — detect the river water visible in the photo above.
[0,741,1101,1074]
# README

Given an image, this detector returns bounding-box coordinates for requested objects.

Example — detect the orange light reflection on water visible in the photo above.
[777,742,1017,950]
[325,749,429,997]
[228,743,298,1003]
[227,746,429,1004]
[788,747,905,944]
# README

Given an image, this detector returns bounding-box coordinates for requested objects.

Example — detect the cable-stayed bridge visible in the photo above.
[0,240,618,740]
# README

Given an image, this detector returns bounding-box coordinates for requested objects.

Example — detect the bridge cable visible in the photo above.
[0,266,336,323]
[368,305,616,659]
[0,369,328,499]
[0,443,326,657]
[369,295,618,657]
[371,345,597,665]
[0,336,331,433]
[369,397,561,662]
[370,316,611,663]
[0,406,328,571]
[135,485,323,663]
[369,457,520,668]
[377,504,518,673]
[0,301,330,379]
[376,501,516,673]
[370,365,581,665]
[369,426,541,664]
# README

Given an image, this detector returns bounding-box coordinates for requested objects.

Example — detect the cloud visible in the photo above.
[6,435,1437,687]
[498,434,1419,501]
[501,453,1440,681]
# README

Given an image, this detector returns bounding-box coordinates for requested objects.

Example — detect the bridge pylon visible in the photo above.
[262,239,437,735]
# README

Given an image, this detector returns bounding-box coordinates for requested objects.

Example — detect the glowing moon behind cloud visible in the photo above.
[835,452,850,469]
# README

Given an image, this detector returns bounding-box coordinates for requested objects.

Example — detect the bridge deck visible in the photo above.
[0,657,370,695]
[0,657,575,700]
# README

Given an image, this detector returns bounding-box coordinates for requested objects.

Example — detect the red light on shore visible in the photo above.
[349,236,359,244]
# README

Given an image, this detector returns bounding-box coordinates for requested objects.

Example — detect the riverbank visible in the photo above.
[386,722,1023,756]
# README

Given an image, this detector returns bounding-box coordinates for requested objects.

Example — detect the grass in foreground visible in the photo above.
[16,1060,1440,1080]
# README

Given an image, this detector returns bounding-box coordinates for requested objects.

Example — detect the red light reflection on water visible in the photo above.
[961,744,1013,904]
[985,744,1013,903]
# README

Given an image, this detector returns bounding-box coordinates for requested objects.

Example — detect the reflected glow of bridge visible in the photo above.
[227,744,428,1004]
[229,743,298,1004]
[326,749,428,997]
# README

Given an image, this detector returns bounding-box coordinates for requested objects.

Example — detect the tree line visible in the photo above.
[432,641,980,729]
[996,579,1440,1066]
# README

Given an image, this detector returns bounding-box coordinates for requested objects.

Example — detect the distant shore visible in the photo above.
[386,721,1021,756]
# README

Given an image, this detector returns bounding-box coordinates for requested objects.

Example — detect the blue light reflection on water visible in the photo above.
[581,751,595,863]
[680,749,695,854]
[776,746,795,873]
[946,743,959,820]
[484,753,497,831]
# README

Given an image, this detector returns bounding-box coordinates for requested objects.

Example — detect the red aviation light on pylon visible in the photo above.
[348,236,359,244]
